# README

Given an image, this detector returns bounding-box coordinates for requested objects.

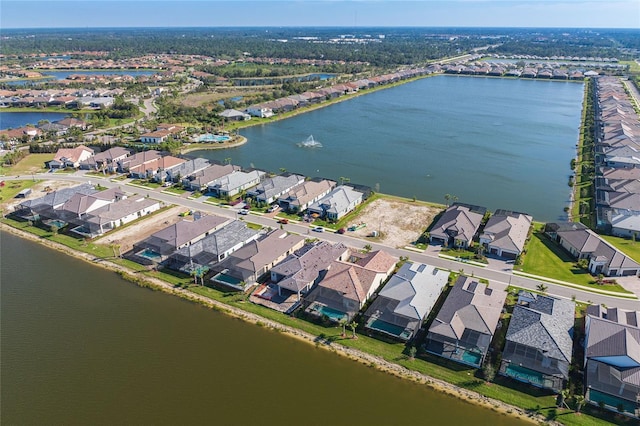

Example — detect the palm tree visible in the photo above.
[444,193,451,206]
[348,320,358,339]
[339,318,347,337]
[536,283,548,294]
[558,388,570,409]
[573,394,585,413]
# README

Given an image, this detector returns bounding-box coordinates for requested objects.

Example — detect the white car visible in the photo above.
[238,209,249,215]
[312,226,324,232]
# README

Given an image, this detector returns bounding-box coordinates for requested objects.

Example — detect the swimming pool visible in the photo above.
[198,134,231,143]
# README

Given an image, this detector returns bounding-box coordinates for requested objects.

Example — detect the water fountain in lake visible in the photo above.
[297,135,322,148]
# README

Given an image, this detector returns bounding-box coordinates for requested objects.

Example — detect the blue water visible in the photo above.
[193,76,583,221]
[198,134,230,142]
[0,112,70,129]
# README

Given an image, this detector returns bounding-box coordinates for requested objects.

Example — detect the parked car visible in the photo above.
[336,228,346,234]
[278,218,289,224]
[238,209,249,215]
[267,205,280,213]
[312,226,324,232]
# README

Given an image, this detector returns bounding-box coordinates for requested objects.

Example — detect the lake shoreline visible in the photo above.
[0,222,551,425]
[180,136,247,154]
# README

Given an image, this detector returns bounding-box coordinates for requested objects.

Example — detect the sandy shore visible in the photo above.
[0,222,553,425]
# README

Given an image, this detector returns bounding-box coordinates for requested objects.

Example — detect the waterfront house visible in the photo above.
[270,241,350,301]
[181,163,241,192]
[14,183,97,221]
[277,178,336,213]
[425,275,507,368]
[302,250,397,322]
[499,292,575,392]
[56,187,127,221]
[47,145,94,169]
[429,203,487,249]
[479,209,532,259]
[72,195,161,237]
[584,305,640,418]
[363,262,449,342]
[307,185,364,221]
[545,222,640,277]
[167,220,262,273]
[207,169,265,198]
[246,173,305,205]
[0,126,42,144]
[211,229,305,290]
[140,124,184,143]
[218,109,251,121]
[246,104,274,118]
[131,214,230,264]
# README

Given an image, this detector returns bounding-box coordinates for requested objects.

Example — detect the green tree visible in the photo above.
[348,320,358,339]
[574,394,585,413]
[339,318,347,337]
[536,283,548,294]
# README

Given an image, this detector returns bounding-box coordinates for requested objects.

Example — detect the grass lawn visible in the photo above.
[162,186,187,195]
[518,232,631,293]
[0,179,39,203]
[129,179,161,189]
[600,234,640,263]
[5,153,53,175]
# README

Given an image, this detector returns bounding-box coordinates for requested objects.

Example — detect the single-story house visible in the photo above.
[425,275,507,368]
[207,169,265,198]
[479,209,532,259]
[307,185,363,221]
[181,164,241,192]
[219,109,251,121]
[246,173,306,205]
[363,262,449,341]
[270,241,350,300]
[499,292,575,392]
[79,147,131,171]
[545,222,640,277]
[73,196,161,237]
[47,145,95,169]
[13,183,97,221]
[429,203,486,249]
[211,229,306,290]
[302,250,397,322]
[277,178,336,213]
[584,305,640,418]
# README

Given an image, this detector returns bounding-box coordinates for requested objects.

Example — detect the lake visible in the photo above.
[0,231,526,425]
[42,69,158,80]
[194,75,583,221]
[0,111,70,129]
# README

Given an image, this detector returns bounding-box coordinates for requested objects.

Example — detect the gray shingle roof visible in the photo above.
[506,294,575,363]
[429,203,486,244]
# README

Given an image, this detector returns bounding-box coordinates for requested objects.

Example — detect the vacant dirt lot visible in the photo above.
[95,205,184,253]
[346,198,443,248]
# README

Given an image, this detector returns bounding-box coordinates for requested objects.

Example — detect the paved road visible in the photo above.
[4,173,640,311]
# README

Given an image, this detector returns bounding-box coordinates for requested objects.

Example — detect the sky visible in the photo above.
[1,0,639,29]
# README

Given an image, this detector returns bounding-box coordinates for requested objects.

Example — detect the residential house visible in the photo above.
[129,155,186,180]
[211,229,305,290]
[46,145,94,169]
[425,275,507,367]
[56,187,127,222]
[218,109,251,121]
[181,163,241,192]
[13,183,97,221]
[131,214,230,264]
[207,169,265,198]
[117,150,163,174]
[270,241,350,300]
[479,209,532,259]
[277,178,336,212]
[499,292,575,392]
[303,250,397,322]
[167,220,262,273]
[307,185,364,221]
[72,196,161,237]
[164,158,210,183]
[545,222,640,277]
[584,305,640,418]
[246,104,274,118]
[79,147,130,171]
[246,173,305,205]
[0,126,42,144]
[363,262,449,341]
[429,203,487,249]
